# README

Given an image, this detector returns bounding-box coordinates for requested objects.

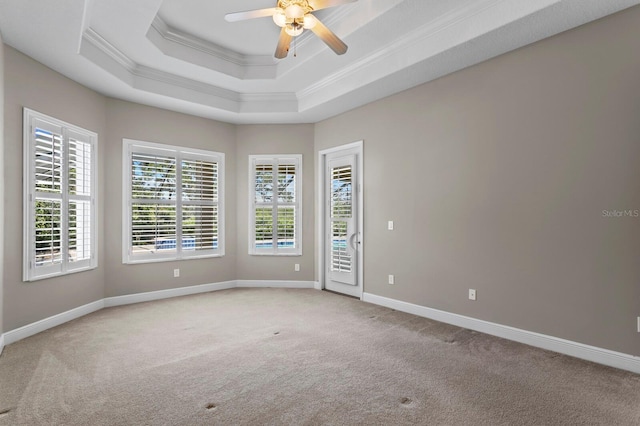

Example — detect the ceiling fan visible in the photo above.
[225,0,357,59]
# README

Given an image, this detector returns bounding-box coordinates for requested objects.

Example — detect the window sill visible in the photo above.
[248,252,302,257]
[25,265,98,282]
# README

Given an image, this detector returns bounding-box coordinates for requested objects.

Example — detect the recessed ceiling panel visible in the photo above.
[159,0,283,56]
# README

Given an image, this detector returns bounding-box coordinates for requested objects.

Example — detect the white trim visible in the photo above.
[236,280,315,289]
[2,283,637,375]
[317,141,364,156]
[79,28,299,116]
[1,280,319,348]
[317,141,364,299]
[3,300,105,346]
[362,293,640,375]
[104,281,236,307]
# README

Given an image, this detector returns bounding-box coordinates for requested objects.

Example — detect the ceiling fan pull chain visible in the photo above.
[294,36,297,57]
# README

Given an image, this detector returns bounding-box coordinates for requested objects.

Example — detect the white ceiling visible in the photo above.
[0,0,638,124]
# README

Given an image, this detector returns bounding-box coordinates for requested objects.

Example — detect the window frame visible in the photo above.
[122,139,225,264]
[23,108,98,281]
[248,154,302,256]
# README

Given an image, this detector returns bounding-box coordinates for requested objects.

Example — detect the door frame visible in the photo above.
[317,141,364,299]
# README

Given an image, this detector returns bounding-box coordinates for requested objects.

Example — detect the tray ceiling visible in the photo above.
[1,0,638,124]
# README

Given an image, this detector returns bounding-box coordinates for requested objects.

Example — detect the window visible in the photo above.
[249,155,302,256]
[123,139,224,263]
[23,108,97,281]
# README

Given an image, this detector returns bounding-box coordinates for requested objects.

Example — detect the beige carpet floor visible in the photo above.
[0,288,639,425]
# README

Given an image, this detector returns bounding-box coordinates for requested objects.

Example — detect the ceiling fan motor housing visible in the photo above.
[278,0,313,17]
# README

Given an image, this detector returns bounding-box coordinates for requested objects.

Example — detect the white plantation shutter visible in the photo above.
[130,151,177,258]
[249,155,301,255]
[255,164,273,203]
[33,123,63,275]
[277,206,296,246]
[68,134,93,265]
[34,200,62,270]
[24,109,97,281]
[181,157,219,254]
[278,163,296,202]
[68,200,91,262]
[253,164,274,249]
[330,165,353,273]
[123,140,224,263]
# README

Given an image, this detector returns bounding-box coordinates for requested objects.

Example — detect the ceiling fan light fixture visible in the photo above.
[225,0,353,58]
[273,8,287,27]
[302,14,317,29]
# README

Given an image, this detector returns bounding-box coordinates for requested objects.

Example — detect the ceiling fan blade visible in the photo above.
[308,0,357,11]
[224,7,277,22]
[310,17,348,55]
[275,27,292,59]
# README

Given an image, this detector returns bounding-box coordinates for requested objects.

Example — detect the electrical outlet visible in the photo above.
[388,274,395,285]
[173,268,180,278]
[637,316,640,333]
[468,289,476,301]
[294,263,300,272]
[388,221,394,231]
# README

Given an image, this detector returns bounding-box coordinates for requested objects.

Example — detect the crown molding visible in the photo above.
[58,0,640,123]
[239,92,300,113]
[80,27,299,114]
[82,26,137,73]
[147,15,279,80]
[297,0,506,108]
[291,0,360,52]
[79,0,519,118]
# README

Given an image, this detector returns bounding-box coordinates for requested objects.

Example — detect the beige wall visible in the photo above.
[1,45,312,331]
[235,125,315,281]
[104,99,237,297]
[3,47,107,331]
[315,7,640,356]
[2,6,639,359]
[0,34,5,336]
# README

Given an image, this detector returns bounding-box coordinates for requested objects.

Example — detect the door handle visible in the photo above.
[348,233,358,251]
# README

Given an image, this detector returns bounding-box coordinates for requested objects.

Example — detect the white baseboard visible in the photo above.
[236,280,315,289]
[104,281,237,307]
[3,300,105,346]
[1,280,319,348]
[363,293,640,375]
